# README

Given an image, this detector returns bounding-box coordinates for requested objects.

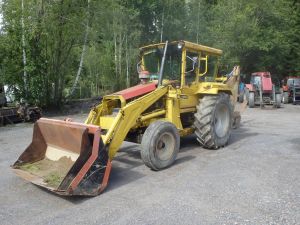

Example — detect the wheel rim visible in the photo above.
[214,104,230,138]
[155,132,175,161]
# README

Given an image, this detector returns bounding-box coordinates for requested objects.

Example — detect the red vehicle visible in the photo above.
[245,72,281,108]
[281,76,300,104]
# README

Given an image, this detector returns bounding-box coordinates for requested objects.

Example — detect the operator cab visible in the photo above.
[250,72,272,92]
[287,77,300,87]
[138,41,222,87]
[251,74,262,88]
[139,43,182,85]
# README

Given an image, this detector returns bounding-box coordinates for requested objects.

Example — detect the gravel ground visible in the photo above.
[0,104,299,225]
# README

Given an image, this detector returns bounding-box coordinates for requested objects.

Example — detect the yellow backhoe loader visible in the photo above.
[12,40,240,196]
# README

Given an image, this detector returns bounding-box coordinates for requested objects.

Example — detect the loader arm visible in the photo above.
[225,66,240,103]
[87,85,169,160]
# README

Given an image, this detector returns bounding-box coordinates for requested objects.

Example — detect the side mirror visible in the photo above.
[185,56,198,74]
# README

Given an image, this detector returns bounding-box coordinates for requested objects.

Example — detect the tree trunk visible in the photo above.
[118,34,122,84]
[114,32,118,81]
[53,0,64,106]
[196,2,200,44]
[21,0,28,98]
[67,0,90,98]
[125,35,129,88]
[160,7,164,42]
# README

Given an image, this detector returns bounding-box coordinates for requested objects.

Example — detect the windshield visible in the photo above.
[142,45,182,81]
[251,75,261,86]
[288,78,300,86]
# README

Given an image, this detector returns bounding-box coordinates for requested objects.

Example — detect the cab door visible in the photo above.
[179,49,199,110]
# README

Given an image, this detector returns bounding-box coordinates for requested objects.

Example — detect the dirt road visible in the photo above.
[0,104,299,225]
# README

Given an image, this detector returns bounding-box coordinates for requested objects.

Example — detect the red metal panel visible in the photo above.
[251,72,272,92]
[245,84,253,91]
[69,127,101,191]
[262,76,273,92]
[114,83,156,100]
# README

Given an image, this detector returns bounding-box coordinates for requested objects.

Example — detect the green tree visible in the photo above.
[0,0,299,107]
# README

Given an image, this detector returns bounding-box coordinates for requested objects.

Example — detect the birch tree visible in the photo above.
[67,0,90,98]
[21,0,28,97]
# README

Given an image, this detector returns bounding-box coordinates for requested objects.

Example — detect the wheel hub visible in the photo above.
[155,132,175,161]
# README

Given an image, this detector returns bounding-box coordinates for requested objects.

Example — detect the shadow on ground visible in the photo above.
[59,137,199,203]
[230,126,259,145]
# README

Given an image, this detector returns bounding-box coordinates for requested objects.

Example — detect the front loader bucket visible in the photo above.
[12,118,111,196]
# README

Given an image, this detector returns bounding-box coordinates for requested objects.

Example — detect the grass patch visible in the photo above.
[44,172,63,188]
[19,163,40,173]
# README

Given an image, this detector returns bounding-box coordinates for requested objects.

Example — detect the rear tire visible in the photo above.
[141,121,180,170]
[282,92,289,104]
[194,93,233,149]
[249,92,255,108]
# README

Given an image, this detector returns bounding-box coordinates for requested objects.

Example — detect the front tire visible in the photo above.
[141,121,180,170]
[245,89,250,103]
[249,92,255,108]
[194,93,233,149]
[274,93,281,108]
[282,92,289,104]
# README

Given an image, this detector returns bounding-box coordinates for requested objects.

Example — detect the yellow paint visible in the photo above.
[85,41,240,160]
[99,116,116,130]
[166,89,183,130]
[140,110,166,122]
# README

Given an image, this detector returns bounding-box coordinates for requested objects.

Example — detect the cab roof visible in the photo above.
[140,40,222,56]
[286,76,300,79]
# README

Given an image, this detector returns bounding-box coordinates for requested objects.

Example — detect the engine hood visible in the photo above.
[113,83,157,100]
